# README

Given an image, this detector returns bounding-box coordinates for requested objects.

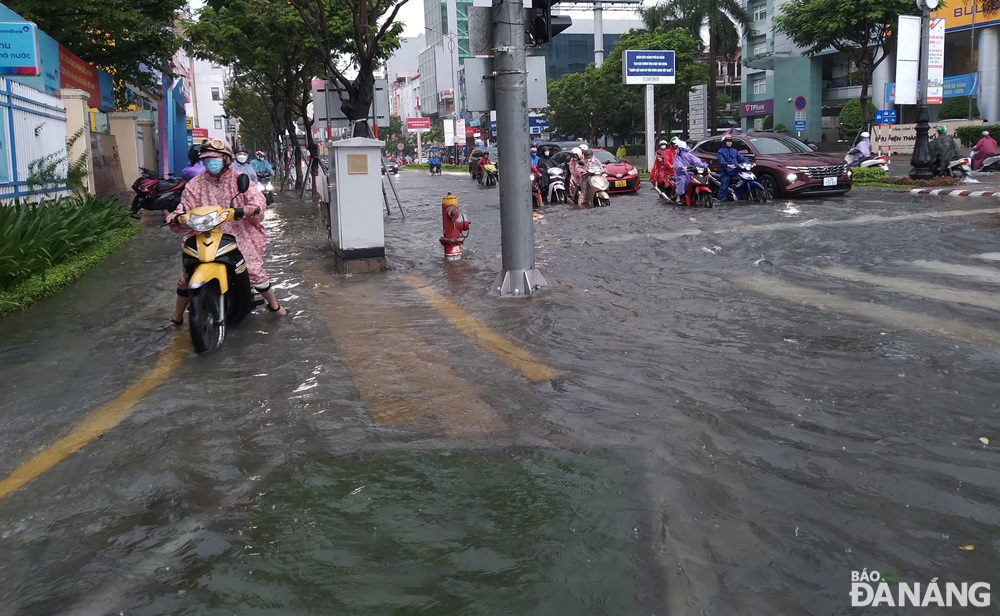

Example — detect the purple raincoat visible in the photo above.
[673,147,707,196]
[180,160,205,181]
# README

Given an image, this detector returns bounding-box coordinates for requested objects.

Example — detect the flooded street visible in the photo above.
[1,170,999,614]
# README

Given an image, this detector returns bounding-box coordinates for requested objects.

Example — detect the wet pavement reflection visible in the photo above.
[1,170,999,615]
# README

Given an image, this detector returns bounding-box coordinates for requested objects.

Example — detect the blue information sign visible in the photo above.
[874,110,897,124]
[622,50,675,85]
[886,74,978,103]
[529,116,549,129]
[0,21,40,76]
[794,120,806,131]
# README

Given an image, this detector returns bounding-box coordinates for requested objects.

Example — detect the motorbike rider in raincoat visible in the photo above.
[673,141,708,201]
[568,146,584,205]
[232,147,259,183]
[717,134,750,201]
[930,125,959,175]
[250,151,274,176]
[574,146,605,207]
[971,130,997,170]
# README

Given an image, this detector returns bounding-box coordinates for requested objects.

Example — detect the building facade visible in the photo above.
[187,58,229,141]
[534,17,642,79]
[741,2,1000,142]
[390,72,422,121]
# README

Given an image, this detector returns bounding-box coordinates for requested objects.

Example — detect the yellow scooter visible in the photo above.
[175,174,259,353]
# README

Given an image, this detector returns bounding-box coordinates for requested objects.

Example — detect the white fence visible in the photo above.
[0,79,69,202]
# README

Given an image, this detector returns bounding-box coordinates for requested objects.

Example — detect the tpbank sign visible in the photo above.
[0,22,39,76]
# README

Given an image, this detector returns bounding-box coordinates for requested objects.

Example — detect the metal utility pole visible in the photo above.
[909,0,933,179]
[594,2,605,67]
[492,0,546,296]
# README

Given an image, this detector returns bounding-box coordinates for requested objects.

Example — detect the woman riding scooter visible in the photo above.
[166,139,286,324]
[673,141,709,206]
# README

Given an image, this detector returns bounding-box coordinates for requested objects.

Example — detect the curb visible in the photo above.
[908,188,1000,197]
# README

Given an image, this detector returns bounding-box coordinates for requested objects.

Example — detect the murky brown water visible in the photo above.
[1,172,999,614]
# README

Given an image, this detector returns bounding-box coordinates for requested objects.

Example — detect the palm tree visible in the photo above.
[641,0,755,135]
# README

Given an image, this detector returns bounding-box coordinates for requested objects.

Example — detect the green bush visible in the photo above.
[774,123,787,133]
[838,99,877,138]
[0,195,135,291]
[850,166,888,184]
[762,115,774,130]
[939,97,979,120]
[955,123,1000,147]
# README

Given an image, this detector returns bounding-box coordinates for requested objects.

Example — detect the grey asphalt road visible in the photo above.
[1,170,998,615]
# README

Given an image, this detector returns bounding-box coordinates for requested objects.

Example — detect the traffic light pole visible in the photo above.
[492,0,546,296]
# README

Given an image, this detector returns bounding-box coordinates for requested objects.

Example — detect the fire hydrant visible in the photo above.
[439,193,470,260]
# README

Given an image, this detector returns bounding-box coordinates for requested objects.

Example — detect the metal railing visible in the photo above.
[0,79,70,202]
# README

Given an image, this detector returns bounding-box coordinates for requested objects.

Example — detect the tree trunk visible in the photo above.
[285,112,303,189]
[344,70,376,138]
[859,50,873,128]
[707,21,718,136]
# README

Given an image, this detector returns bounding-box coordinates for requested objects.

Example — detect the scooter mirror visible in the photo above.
[237,173,250,194]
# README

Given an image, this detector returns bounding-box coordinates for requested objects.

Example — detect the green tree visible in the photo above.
[837,98,876,139]
[641,0,754,135]
[6,0,186,95]
[774,0,919,128]
[288,0,406,136]
[425,122,445,145]
[187,0,325,187]
[939,96,979,120]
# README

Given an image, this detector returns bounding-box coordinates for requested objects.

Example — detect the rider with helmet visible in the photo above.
[250,151,274,176]
[232,146,259,183]
[930,125,959,175]
[181,145,205,181]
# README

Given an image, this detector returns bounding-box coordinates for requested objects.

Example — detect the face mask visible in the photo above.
[236,154,248,164]
[204,158,225,175]
[257,155,264,160]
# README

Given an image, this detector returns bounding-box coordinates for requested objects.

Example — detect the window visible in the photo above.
[752,4,767,21]
[695,140,721,154]
[731,139,752,154]
[211,87,221,101]
[214,116,224,130]
[752,77,767,95]
[753,39,767,56]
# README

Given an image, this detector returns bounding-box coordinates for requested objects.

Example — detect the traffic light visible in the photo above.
[526,0,571,46]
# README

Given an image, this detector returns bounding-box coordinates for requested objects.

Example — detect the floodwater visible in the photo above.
[1,170,999,615]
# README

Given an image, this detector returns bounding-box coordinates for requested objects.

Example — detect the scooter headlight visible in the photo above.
[257,183,265,191]
[530,173,536,181]
[265,182,274,191]
[187,211,221,232]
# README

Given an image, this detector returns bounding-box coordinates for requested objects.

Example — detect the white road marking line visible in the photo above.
[737,276,1000,347]
[586,207,1000,245]
[974,253,1000,261]
[821,266,1000,311]
[900,260,1000,284]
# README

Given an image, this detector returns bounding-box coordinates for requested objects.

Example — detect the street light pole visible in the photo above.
[909,0,934,179]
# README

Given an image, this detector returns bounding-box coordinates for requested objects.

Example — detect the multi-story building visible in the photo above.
[187,58,229,141]
[533,16,641,79]
[741,2,999,142]
[418,0,472,119]
[390,72,422,121]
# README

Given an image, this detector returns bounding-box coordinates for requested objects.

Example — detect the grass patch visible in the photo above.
[0,224,141,317]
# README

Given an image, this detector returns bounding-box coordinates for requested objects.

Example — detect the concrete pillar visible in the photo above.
[978,26,999,123]
[137,119,156,173]
[108,112,140,182]
[60,89,95,194]
[872,50,895,111]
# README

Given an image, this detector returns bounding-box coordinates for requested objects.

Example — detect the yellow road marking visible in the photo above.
[0,334,187,500]
[403,275,557,383]
[737,276,1000,347]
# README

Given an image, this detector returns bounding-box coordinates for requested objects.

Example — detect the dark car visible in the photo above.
[381,159,399,175]
[692,132,852,197]
[468,147,498,178]
[549,147,641,194]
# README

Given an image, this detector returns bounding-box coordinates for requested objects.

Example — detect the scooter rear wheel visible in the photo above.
[189,282,226,353]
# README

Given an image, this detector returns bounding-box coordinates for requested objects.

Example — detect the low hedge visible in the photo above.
[955,124,1000,147]
[0,224,141,317]
[850,167,888,184]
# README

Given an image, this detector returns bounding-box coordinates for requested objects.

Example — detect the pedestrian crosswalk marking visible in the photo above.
[901,260,1000,284]
[819,267,1000,312]
[736,276,1000,347]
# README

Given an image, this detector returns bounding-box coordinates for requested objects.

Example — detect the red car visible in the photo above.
[550,147,641,194]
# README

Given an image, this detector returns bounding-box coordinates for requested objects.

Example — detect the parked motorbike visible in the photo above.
[681,166,714,208]
[726,163,769,203]
[480,162,498,187]
[256,171,275,205]
[546,166,567,203]
[173,174,261,353]
[130,168,186,219]
[845,149,889,171]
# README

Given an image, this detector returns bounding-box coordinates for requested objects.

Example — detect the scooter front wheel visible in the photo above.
[750,186,767,203]
[189,283,226,353]
[699,192,714,208]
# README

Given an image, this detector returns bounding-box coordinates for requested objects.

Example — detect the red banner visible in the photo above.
[191,128,209,140]
[58,44,100,108]
[466,126,476,137]
[407,117,431,131]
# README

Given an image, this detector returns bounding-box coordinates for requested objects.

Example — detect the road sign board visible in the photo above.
[794,120,806,131]
[406,117,431,132]
[874,110,897,124]
[794,96,807,110]
[622,50,675,85]
[794,110,806,122]
[397,143,404,151]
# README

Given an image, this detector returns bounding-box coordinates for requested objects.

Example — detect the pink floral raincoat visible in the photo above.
[167,167,270,289]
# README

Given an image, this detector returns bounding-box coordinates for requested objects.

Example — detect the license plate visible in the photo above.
[823,176,837,186]
[614,180,627,188]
